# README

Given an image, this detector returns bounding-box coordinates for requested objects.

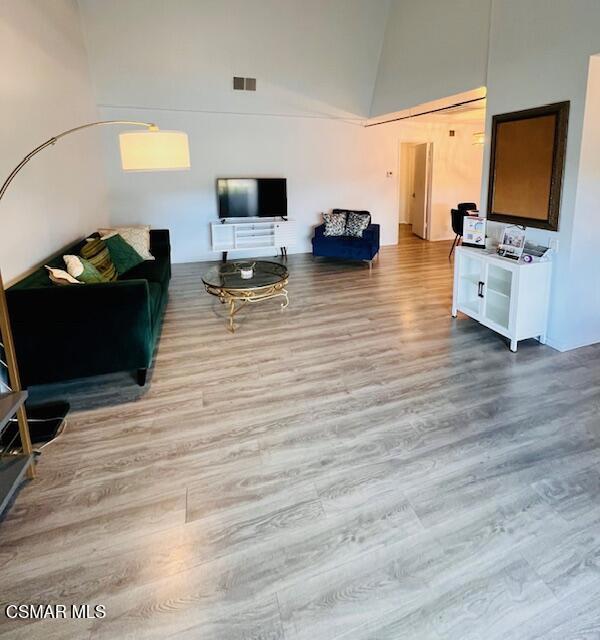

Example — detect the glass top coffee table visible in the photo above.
[202,261,289,332]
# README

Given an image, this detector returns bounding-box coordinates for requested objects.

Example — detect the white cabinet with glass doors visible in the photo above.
[452,246,552,352]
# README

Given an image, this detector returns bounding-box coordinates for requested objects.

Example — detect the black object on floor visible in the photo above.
[0,401,69,452]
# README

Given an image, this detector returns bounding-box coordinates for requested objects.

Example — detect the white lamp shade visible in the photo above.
[119,130,190,171]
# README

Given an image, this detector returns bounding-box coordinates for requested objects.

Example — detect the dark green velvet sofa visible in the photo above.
[6,229,171,387]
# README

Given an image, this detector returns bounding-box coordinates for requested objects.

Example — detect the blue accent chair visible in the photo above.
[312,210,380,267]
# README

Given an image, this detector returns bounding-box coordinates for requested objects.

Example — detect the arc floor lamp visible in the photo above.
[0,120,190,481]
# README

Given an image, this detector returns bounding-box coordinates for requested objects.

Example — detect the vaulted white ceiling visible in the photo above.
[78,0,391,120]
[78,0,493,119]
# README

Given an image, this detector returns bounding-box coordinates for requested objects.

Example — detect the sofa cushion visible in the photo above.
[9,238,88,291]
[45,266,82,286]
[104,233,145,275]
[119,257,170,287]
[332,209,371,227]
[64,255,107,283]
[345,211,371,238]
[11,267,55,290]
[81,238,118,281]
[323,211,347,236]
[325,234,373,248]
[313,237,374,260]
[100,226,154,260]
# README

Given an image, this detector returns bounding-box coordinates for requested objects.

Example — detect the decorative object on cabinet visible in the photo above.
[497,225,526,260]
[452,246,552,352]
[522,242,550,262]
[462,216,486,250]
[487,101,569,231]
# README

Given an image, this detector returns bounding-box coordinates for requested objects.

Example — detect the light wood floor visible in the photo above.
[1,231,600,639]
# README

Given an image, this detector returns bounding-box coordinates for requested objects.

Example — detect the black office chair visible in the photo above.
[449,202,478,259]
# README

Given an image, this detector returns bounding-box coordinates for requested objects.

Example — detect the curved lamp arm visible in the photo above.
[0,120,156,203]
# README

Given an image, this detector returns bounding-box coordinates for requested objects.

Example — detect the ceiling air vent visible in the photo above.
[233,77,257,91]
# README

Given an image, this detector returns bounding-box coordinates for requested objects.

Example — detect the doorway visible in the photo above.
[399,142,433,241]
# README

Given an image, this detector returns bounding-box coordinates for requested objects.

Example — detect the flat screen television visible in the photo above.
[217,178,287,218]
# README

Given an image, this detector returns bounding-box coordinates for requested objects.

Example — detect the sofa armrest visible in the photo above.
[313,223,326,239]
[150,229,171,260]
[362,224,380,246]
[7,279,154,385]
[8,279,151,324]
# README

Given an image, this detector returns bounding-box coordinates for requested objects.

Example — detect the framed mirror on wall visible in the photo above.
[487,101,569,231]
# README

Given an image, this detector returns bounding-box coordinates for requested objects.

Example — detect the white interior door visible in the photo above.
[409,143,430,239]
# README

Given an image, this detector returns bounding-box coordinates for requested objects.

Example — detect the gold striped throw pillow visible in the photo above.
[81,238,118,281]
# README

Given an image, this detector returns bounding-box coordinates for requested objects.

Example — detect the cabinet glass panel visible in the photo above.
[457,255,483,317]
[484,264,512,329]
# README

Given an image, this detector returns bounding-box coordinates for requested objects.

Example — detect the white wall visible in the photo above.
[426,123,483,240]
[0,0,108,283]
[79,0,483,263]
[368,120,484,241]
[480,0,600,351]
[370,0,491,117]
[97,105,482,262]
[97,106,397,261]
[567,55,600,349]
[77,0,399,261]
[398,143,413,224]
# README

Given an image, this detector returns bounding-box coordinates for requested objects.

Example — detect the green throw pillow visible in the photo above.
[103,233,145,275]
[81,237,118,281]
[63,255,107,283]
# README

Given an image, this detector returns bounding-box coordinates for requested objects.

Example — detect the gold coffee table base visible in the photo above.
[205,279,289,332]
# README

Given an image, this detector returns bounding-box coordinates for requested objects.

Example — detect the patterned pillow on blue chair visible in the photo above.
[345,211,371,237]
[323,211,347,236]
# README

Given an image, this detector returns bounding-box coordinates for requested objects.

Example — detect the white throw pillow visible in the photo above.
[62,255,106,283]
[45,265,81,285]
[63,255,85,278]
[99,226,154,261]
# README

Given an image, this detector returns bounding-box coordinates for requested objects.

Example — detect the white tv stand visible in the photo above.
[211,218,296,259]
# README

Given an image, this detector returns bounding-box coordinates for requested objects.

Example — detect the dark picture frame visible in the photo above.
[487,101,569,231]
